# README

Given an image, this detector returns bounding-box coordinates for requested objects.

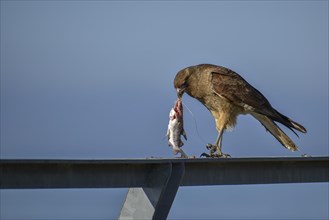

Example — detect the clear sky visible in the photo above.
[1,1,328,219]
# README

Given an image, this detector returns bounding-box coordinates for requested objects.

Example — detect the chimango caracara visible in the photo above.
[174,64,306,158]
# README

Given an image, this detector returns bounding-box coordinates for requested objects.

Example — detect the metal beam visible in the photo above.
[1,157,328,219]
[1,157,328,189]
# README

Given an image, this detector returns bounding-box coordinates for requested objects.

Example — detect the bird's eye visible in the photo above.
[182,81,188,88]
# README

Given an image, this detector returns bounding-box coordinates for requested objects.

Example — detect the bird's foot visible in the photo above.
[200,152,231,158]
[213,153,231,158]
[206,143,217,153]
[200,152,211,157]
[200,143,216,158]
[200,144,231,158]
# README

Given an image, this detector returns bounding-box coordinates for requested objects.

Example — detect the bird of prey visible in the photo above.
[174,64,307,158]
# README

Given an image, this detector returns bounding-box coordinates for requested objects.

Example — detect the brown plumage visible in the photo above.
[174,64,306,157]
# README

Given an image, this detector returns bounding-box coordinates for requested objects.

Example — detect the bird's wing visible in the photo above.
[210,67,302,135]
[210,66,274,116]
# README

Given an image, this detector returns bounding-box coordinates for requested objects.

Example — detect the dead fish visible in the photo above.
[167,98,188,158]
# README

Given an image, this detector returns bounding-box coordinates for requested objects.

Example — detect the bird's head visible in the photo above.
[174,66,195,98]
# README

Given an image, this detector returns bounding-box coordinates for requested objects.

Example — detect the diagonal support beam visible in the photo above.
[119,162,185,220]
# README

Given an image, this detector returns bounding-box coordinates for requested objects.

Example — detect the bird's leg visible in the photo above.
[212,131,231,158]
[201,127,231,158]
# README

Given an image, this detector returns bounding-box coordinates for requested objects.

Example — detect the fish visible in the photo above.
[167,98,188,158]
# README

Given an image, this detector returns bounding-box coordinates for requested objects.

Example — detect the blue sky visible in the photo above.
[1,1,328,219]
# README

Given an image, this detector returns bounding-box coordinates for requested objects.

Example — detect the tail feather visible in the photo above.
[252,113,298,151]
[271,110,307,134]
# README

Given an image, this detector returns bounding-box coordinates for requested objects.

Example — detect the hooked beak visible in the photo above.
[176,87,185,99]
